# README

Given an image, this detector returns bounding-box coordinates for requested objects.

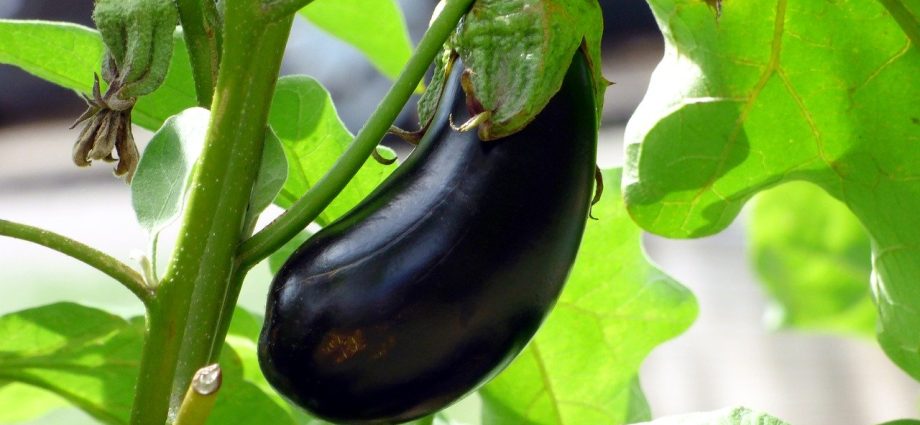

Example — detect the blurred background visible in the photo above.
[0,1,917,424]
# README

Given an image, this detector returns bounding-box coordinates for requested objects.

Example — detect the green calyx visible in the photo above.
[419,0,607,141]
[93,0,178,99]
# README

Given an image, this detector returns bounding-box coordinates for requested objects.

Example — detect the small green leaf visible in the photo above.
[480,169,697,425]
[299,0,413,80]
[749,182,875,336]
[0,20,196,130]
[134,108,291,244]
[246,129,289,227]
[131,107,210,237]
[632,407,791,425]
[0,302,144,424]
[269,75,395,225]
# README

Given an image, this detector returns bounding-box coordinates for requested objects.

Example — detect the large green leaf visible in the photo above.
[269,75,395,225]
[0,20,196,130]
[632,407,790,425]
[480,169,697,424]
[625,0,920,379]
[0,303,296,424]
[299,0,413,80]
[749,181,875,336]
[0,382,68,424]
[0,303,143,424]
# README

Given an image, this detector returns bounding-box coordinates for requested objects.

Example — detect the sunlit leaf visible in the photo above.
[0,20,196,130]
[0,303,295,424]
[131,107,210,238]
[299,0,413,80]
[0,303,143,424]
[0,381,68,424]
[269,75,395,225]
[625,0,920,380]
[480,169,697,424]
[749,182,875,336]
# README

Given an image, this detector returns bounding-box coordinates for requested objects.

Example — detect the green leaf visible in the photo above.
[0,20,196,130]
[209,344,298,425]
[131,107,210,238]
[225,308,314,424]
[133,108,290,243]
[268,75,395,225]
[246,129,289,227]
[0,302,143,424]
[299,0,413,80]
[632,407,790,425]
[625,0,920,380]
[749,182,875,336]
[480,169,697,425]
[0,381,69,423]
[0,303,295,425]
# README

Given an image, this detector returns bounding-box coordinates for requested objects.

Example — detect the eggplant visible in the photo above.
[258,51,597,424]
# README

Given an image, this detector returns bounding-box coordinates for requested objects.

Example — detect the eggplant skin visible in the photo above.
[258,52,597,424]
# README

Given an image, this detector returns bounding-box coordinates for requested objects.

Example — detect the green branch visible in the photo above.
[237,0,476,270]
[0,219,152,306]
[176,0,223,106]
[262,0,315,21]
[877,0,920,48]
[129,4,294,423]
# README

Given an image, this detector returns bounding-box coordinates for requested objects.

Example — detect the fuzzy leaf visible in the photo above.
[418,0,606,140]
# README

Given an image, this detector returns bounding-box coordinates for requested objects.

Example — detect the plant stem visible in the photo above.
[0,218,151,305]
[128,3,293,424]
[877,0,920,48]
[237,0,475,270]
[262,0,315,21]
[176,0,222,106]
[174,364,221,425]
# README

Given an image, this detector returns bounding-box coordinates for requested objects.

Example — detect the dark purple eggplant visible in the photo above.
[258,51,597,424]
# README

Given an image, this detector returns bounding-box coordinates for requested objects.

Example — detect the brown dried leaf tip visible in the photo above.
[71,74,139,183]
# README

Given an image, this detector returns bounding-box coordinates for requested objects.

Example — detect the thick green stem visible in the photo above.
[262,0,315,21]
[877,0,920,48]
[238,0,476,270]
[0,218,151,305]
[176,0,222,106]
[129,3,292,424]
